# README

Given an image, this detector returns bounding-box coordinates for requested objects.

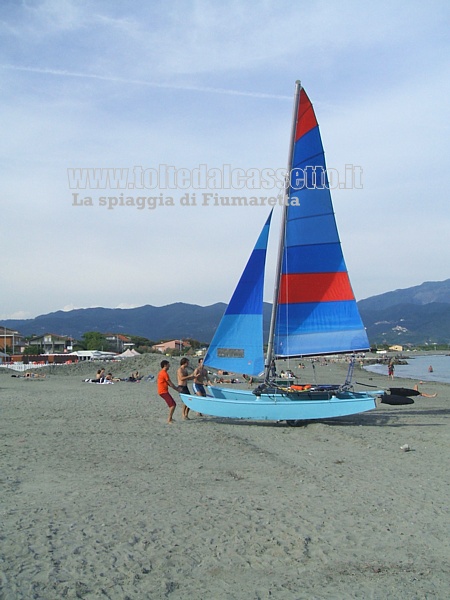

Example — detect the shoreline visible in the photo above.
[1,359,449,598]
[362,354,450,385]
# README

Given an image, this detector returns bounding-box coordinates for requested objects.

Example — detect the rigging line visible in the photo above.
[283,222,291,363]
[311,360,318,385]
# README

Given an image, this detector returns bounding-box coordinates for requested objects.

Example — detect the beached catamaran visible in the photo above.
[180,81,379,421]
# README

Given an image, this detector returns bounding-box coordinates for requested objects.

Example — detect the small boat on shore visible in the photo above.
[181,81,381,422]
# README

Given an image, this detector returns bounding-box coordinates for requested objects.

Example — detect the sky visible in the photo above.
[1,0,449,320]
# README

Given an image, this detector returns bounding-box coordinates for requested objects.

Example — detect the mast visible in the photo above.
[264,80,302,380]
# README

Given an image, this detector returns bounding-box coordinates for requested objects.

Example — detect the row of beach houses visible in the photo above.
[0,326,194,363]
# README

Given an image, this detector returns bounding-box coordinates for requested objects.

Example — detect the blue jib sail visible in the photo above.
[274,88,370,357]
[204,211,272,376]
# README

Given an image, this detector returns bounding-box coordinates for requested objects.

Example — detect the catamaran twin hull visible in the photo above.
[179,388,377,421]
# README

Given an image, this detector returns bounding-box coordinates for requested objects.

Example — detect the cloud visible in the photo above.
[0,311,32,320]
[0,64,291,99]
[61,304,80,312]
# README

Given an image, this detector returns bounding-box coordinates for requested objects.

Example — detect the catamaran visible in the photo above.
[180,81,380,422]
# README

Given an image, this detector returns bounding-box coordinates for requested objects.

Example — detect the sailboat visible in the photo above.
[180,81,381,422]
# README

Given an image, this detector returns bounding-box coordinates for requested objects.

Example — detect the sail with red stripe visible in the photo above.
[273,87,369,357]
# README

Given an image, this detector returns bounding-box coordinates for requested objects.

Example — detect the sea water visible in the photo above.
[364,354,450,384]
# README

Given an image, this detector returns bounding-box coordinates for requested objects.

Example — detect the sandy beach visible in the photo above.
[1,357,449,599]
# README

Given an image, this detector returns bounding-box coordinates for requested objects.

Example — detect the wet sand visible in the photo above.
[1,357,449,599]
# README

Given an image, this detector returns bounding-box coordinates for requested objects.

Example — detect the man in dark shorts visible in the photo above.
[157,360,178,424]
[177,357,195,419]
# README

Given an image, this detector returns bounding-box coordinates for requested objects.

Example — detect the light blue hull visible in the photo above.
[179,386,377,421]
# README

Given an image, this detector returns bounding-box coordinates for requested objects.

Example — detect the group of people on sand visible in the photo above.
[157,357,210,424]
[88,369,142,384]
[388,360,437,388]
[90,369,118,383]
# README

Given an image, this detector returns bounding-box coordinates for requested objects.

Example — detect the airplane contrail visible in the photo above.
[0,64,291,100]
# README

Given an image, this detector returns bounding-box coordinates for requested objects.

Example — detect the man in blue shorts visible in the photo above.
[192,358,211,417]
[193,358,210,396]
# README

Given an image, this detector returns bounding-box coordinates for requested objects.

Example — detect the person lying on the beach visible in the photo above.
[11,372,46,378]
[84,369,115,384]
[414,383,437,398]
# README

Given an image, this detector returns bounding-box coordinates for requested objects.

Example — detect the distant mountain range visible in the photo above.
[2,279,449,346]
[1,303,272,345]
[358,279,450,345]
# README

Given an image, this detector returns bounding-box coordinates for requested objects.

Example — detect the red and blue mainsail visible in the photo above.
[204,211,272,376]
[205,84,369,375]
[273,87,369,357]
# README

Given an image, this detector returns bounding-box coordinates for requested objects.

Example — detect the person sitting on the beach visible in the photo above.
[91,369,103,383]
[414,383,437,398]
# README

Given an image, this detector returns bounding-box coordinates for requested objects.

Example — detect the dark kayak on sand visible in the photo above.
[381,394,414,405]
